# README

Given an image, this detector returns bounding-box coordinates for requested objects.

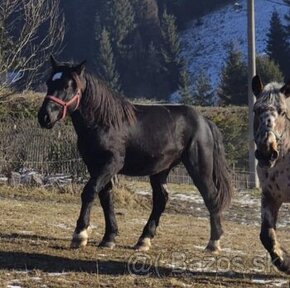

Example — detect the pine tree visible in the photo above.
[266,10,290,78]
[96,28,121,92]
[178,69,192,105]
[256,55,284,84]
[107,0,136,54]
[143,42,167,99]
[192,70,213,106]
[217,43,248,106]
[160,9,183,92]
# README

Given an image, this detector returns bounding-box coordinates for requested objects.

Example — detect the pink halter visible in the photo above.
[45,89,81,120]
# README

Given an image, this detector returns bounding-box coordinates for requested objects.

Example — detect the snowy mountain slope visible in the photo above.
[181,0,287,91]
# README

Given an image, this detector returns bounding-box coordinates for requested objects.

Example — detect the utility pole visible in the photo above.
[247,0,259,188]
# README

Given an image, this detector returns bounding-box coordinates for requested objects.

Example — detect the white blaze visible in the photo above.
[52,72,63,81]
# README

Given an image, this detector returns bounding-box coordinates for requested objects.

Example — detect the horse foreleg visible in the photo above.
[260,193,290,274]
[70,178,98,248]
[98,183,118,249]
[134,171,169,251]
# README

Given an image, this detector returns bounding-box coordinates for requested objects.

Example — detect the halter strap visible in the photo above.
[45,89,81,120]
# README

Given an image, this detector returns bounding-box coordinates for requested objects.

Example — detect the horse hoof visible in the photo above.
[98,241,116,249]
[273,254,290,274]
[134,238,151,251]
[205,240,221,255]
[70,228,90,249]
[70,238,88,249]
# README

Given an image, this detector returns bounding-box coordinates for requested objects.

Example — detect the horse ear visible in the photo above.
[252,75,264,97]
[50,55,59,69]
[280,80,290,98]
[74,60,86,76]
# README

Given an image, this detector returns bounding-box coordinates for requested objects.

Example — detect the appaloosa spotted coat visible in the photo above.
[252,75,290,274]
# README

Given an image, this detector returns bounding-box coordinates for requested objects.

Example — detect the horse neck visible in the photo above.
[70,110,89,137]
[76,74,136,129]
[72,74,104,130]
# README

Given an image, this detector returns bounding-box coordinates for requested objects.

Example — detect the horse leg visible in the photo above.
[71,178,98,248]
[183,156,223,254]
[98,182,118,249]
[260,193,290,273]
[71,171,117,249]
[193,177,223,254]
[134,170,169,251]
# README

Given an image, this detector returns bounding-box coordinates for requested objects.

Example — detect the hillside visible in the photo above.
[181,0,287,91]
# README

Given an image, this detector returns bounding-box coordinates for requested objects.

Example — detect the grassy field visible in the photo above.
[0,181,289,288]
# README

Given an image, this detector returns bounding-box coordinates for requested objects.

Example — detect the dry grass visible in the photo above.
[0,181,289,287]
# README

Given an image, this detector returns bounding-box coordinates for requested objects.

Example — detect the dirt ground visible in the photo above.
[0,181,289,288]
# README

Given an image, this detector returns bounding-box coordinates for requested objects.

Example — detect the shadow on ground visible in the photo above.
[0,248,285,284]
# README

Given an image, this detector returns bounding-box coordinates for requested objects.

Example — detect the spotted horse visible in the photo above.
[252,75,290,274]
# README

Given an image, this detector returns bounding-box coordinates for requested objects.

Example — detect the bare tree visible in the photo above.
[0,0,64,93]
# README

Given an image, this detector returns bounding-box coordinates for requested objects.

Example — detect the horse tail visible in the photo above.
[208,120,233,211]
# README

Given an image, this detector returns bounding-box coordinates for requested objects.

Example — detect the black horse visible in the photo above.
[38,57,232,253]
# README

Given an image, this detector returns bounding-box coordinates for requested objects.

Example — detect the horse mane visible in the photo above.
[77,72,136,128]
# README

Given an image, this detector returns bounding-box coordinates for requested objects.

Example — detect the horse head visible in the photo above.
[252,75,290,168]
[38,56,86,129]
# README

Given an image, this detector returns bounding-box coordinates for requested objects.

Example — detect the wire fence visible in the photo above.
[0,119,253,189]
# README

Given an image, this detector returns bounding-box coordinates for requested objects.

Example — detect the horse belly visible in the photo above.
[120,149,180,176]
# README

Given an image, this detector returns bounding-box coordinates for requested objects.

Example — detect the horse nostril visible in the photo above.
[38,109,52,128]
[43,114,49,124]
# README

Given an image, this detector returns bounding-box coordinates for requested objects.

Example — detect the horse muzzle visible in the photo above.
[38,105,58,129]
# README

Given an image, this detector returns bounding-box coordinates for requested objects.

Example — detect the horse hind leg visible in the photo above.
[194,177,223,255]
[134,170,169,251]
[182,154,225,254]
[260,193,290,274]
[183,121,232,254]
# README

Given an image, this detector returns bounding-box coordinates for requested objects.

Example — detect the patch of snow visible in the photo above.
[0,176,8,183]
[30,277,42,281]
[251,279,289,286]
[171,193,203,204]
[181,0,287,95]
[47,272,69,277]
[17,231,34,235]
[53,223,70,230]
[193,245,205,250]
[136,190,150,196]
[96,254,107,257]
